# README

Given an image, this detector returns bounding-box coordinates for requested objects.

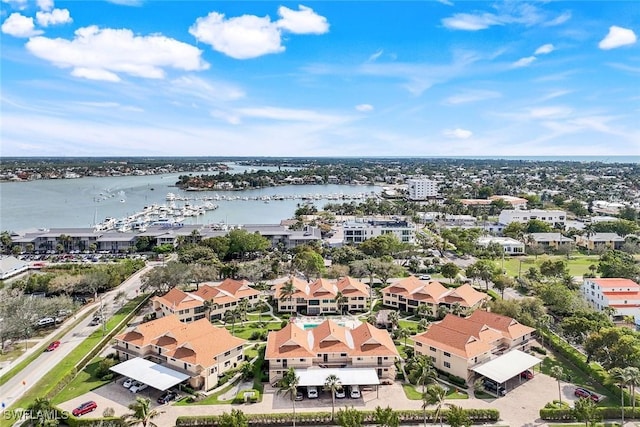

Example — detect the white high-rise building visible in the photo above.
[498,209,566,226]
[407,178,438,200]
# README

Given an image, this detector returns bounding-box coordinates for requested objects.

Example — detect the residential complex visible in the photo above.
[113,315,246,391]
[498,209,566,226]
[381,276,488,316]
[152,278,260,322]
[407,177,439,200]
[413,311,535,382]
[265,319,399,384]
[460,195,528,210]
[575,233,625,251]
[581,278,640,323]
[528,233,574,250]
[273,277,369,315]
[342,219,415,244]
[477,236,525,255]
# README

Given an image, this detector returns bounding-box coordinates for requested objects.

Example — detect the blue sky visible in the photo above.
[1,0,639,157]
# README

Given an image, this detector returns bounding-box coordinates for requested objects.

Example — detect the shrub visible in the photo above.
[100,373,114,381]
[531,346,547,355]
[95,358,117,378]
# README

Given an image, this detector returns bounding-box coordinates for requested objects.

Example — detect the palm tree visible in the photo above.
[324,374,342,420]
[610,367,630,425]
[624,366,640,414]
[122,397,164,427]
[387,311,399,330]
[397,327,410,349]
[450,303,463,316]
[418,318,430,332]
[27,397,59,427]
[424,385,447,427]
[238,298,250,321]
[335,291,348,315]
[279,279,297,317]
[417,303,430,320]
[224,308,241,335]
[550,366,564,404]
[277,367,300,427]
[414,355,437,393]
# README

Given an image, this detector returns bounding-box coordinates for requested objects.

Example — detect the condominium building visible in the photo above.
[575,233,625,251]
[581,278,640,321]
[413,311,535,382]
[113,315,245,390]
[342,219,415,244]
[498,209,566,226]
[407,178,439,200]
[273,277,369,315]
[152,278,260,322]
[265,319,399,383]
[477,236,525,255]
[381,276,488,316]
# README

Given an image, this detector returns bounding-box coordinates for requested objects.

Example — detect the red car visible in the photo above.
[45,341,60,352]
[72,401,97,416]
[574,387,600,402]
[520,370,534,380]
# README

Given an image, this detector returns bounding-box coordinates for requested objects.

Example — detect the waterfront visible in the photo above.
[0,165,380,232]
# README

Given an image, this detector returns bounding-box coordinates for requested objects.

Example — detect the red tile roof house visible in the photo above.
[273,276,369,315]
[582,278,640,324]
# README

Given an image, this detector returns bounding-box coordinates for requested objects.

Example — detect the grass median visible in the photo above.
[0,295,147,427]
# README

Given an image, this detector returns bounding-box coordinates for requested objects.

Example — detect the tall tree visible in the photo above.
[324,374,343,420]
[609,367,630,425]
[550,366,565,404]
[277,368,300,427]
[279,279,297,317]
[122,397,164,427]
[440,262,460,284]
[424,385,447,427]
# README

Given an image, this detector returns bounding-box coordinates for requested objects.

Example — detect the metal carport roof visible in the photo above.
[110,357,190,391]
[294,368,380,387]
[472,350,542,384]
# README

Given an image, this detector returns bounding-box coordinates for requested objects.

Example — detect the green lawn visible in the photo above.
[496,254,600,278]
[0,295,148,427]
[548,424,620,427]
[51,357,110,404]
[402,383,468,400]
[226,321,282,340]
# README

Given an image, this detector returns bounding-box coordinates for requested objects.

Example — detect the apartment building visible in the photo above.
[477,236,525,255]
[413,311,535,382]
[343,219,415,244]
[498,209,566,226]
[265,319,399,384]
[575,233,625,251]
[381,276,488,316]
[274,277,369,315]
[529,233,574,250]
[113,315,245,390]
[581,278,640,321]
[152,278,260,322]
[407,177,439,200]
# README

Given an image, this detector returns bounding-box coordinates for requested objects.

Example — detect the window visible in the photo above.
[444,352,451,357]
[225,361,230,367]
[224,351,231,356]
[429,346,436,352]
[341,353,347,357]
[444,362,451,368]
[237,355,243,361]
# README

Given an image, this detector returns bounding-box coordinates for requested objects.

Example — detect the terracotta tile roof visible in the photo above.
[413,323,493,358]
[442,284,489,307]
[602,291,640,300]
[589,278,640,289]
[116,316,245,368]
[336,277,369,298]
[382,276,486,307]
[273,277,370,301]
[467,310,535,340]
[438,314,502,344]
[309,278,338,298]
[193,279,260,304]
[152,288,203,311]
[265,320,397,360]
[273,277,310,300]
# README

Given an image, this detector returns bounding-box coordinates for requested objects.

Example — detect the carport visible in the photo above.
[472,350,542,395]
[110,357,190,391]
[294,368,381,398]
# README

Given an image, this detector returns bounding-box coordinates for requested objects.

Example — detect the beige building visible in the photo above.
[152,278,260,322]
[265,319,399,384]
[413,311,535,383]
[113,315,245,391]
[273,277,369,315]
[575,233,625,251]
[381,276,488,316]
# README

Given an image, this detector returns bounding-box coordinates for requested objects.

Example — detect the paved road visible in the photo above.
[0,262,159,410]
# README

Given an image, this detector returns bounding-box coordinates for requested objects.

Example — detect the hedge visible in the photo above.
[52,406,124,427]
[234,389,260,404]
[175,408,500,426]
[540,407,640,421]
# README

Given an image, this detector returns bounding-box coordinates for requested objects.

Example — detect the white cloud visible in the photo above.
[171,75,245,102]
[544,11,571,27]
[1,13,42,37]
[535,43,554,55]
[210,109,241,125]
[189,12,283,59]
[36,8,72,27]
[436,0,454,6]
[105,0,143,5]
[236,106,345,123]
[276,5,329,35]
[512,56,537,68]
[444,89,501,105]
[355,104,374,112]
[599,26,637,50]
[25,26,208,82]
[442,13,501,31]
[1,0,28,10]
[368,49,383,62]
[528,106,573,119]
[443,128,473,139]
[36,0,53,11]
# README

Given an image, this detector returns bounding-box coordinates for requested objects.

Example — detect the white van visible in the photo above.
[36,317,55,328]
[350,385,361,399]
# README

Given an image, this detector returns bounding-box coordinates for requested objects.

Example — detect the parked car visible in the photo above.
[130,381,148,393]
[350,385,361,399]
[45,341,60,352]
[72,401,97,416]
[36,317,55,328]
[575,387,600,402]
[483,380,506,396]
[157,391,178,404]
[295,391,304,401]
[307,386,318,399]
[123,378,134,388]
[89,316,102,326]
[335,387,346,399]
[520,370,534,380]
[419,275,432,280]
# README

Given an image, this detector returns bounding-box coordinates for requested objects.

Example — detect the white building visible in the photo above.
[343,219,415,244]
[0,256,29,280]
[407,178,438,200]
[477,236,525,255]
[581,278,640,324]
[498,209,566,226]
